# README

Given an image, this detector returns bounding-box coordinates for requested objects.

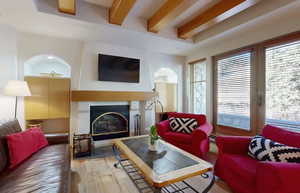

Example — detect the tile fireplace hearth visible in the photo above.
[90,105,130,141]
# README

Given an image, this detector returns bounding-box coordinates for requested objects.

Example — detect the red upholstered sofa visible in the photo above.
[215,125,300,193]
[157,112,213,159]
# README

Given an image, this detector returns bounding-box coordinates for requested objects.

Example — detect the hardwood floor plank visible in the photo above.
[100,174,122,193]
[71,156,232,193]
[113,170,140,193]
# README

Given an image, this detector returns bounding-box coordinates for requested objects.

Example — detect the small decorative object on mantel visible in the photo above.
[40,70,63,78]
[149,125,159,151]
[73,134,93,158]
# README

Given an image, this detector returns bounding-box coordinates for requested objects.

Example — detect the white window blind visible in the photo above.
[265,41,300,132]
[216,52,252,130]
[191,61,206,114]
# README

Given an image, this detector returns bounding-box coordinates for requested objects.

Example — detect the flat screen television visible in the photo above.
[98,54,140,83]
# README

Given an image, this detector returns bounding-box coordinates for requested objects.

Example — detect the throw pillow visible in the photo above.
[248,135,300,163]
[29,127,48,150]
[169,117,198,134]
[7,128,49,169]
[6,130,36,168]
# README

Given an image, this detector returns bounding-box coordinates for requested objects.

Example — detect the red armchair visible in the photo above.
[215,125,300,193]
[156,112,213,159]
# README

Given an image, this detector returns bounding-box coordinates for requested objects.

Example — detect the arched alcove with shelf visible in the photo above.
[23,55,71,134]
[24,55,71,78]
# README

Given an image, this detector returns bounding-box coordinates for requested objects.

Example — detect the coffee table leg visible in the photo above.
[153,187,161,193]
[112,144,123,168]
[202,173,215,193]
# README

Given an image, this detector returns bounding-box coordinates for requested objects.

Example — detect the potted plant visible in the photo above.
[149,125,159,151]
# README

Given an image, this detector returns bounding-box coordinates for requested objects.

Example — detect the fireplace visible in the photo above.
[90,105,130,141]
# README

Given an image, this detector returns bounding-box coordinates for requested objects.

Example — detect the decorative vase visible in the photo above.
[149,139,157,151]
[148,125,159,151]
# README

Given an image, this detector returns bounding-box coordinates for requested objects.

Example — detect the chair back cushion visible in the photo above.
[0,120,22,173]
[168,112,206,126]
[262,125,300,148]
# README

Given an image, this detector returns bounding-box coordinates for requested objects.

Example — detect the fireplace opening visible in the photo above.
[90,105,130,141]
[92,112,128,135]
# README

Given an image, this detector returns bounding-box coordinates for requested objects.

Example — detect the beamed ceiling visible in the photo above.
[56,0,261,40]
[0,0,298,55]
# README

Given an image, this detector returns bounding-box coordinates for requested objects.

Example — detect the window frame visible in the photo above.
[212,31,300,136]
[213,48,257,136]
[189,58,207,114]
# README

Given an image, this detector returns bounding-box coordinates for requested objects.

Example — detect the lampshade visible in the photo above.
[3,80,31,97]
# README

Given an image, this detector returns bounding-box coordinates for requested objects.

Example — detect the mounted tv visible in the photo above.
[98,54,140,83]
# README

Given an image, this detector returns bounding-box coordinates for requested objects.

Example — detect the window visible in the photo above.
[265,41,300,132]
[190,60,206,114]
[216,51,252,131]
[213,32,300,135]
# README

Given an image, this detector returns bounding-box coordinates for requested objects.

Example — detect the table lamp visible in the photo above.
[3,80,31,119]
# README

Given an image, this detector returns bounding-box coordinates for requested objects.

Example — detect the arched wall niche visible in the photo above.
[154,67,178,84]
[24,55,71,78]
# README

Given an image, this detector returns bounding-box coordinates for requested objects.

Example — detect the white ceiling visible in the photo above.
[84,0,113,8]
[128,0,166,19]
[0,0,298,56]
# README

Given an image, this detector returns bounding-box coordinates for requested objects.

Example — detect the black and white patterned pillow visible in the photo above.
[248,135,300,163]
[169,117,198,134]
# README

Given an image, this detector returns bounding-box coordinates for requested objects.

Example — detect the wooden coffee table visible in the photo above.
[112,135,215,193]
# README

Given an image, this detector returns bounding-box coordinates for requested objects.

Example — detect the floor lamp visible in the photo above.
[3,80,31,119]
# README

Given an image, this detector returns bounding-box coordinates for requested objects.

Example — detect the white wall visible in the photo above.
[0,25,19,123]
[79,42,184,95]
[185,1,300,122]
[17,32,84,129]
[17,32,84,89]
[74,41,185,132]
[16,33,185,132]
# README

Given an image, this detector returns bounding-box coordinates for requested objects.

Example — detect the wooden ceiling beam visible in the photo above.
[58,0,76,15]
[148,0,185,33]
[178,0,246,39]
[109,0,137,25]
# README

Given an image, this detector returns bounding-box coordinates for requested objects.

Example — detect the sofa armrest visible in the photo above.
[190,122,213,158]
[156,120,171,138]
[191,122,213,146]
[197,122,213,136]
[216,136,251,155]
[256,162,300,193]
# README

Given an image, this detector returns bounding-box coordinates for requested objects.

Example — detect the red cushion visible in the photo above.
[262,125,300,148]
[6,128,48,169]
[222,154,257,186]
[29,127,48,150]
[7,130,35,168]
[167,112,206,126]
[164,131,193,145]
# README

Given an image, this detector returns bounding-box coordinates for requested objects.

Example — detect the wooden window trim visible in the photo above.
[212,30,300,136]
[188,58,206,65]
[261,31,300,49]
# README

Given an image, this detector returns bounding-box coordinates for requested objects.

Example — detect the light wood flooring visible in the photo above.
[71,155,232,193]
